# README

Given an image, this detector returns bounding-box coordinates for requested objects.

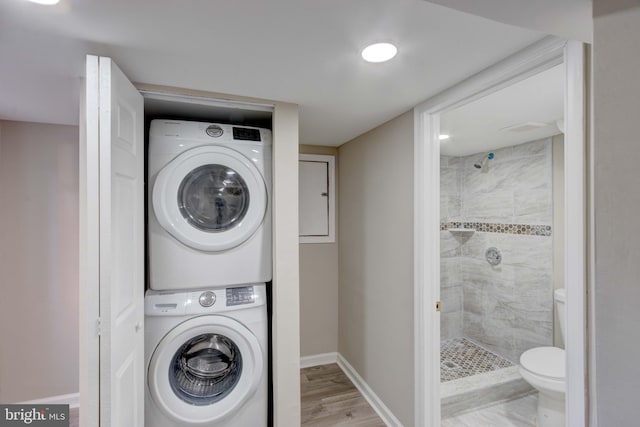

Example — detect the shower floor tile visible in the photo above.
[441,337,513,382]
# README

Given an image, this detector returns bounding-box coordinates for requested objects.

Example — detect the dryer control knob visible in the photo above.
[199,291,216,307]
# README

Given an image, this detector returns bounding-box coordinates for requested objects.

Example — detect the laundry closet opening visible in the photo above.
[139,88,275,427]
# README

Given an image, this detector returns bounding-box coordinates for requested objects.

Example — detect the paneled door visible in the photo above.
[81,55,145,427]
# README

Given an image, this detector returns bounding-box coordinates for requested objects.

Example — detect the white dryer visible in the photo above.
[148,120,271,290]
[144,284,268,427]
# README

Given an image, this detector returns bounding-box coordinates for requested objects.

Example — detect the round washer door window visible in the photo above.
[153,146,267,251]
[169,333,242,405]
[148,316,263,424]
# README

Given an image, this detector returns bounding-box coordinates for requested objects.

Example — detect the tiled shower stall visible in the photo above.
[439,138,554,415]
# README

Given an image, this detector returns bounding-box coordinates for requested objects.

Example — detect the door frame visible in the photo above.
[413,36,588,426]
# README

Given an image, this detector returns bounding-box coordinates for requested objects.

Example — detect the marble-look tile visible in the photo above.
[447,156,464,168]
[441,231,463,258]
[462,158,516,196]
[490,145,515,162]
[512,155,550,193]
[463,233,552,270]
[512,138,551,158]
[441,258,461,288]
[462,191,514,223]
[441,166,461,193]
[441,365,534,419]
[442,394,537,427]
[457,232,552,361]
[441,195,462,223]
[440,138,553,363]
[461,283,485,315]
[442,286,463,313]
[513,188,552,224]
[442,312,463,339]
[457,139,551,226]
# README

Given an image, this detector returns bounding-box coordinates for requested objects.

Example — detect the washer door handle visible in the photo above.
[135,321,143,333]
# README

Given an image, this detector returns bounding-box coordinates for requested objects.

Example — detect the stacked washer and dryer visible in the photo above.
[145,120,271,427]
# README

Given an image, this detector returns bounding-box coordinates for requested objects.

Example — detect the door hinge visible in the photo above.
[436,301,441,312]
[96,317,102,337]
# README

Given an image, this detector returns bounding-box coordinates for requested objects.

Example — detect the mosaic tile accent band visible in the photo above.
[441,337,514,382]
[440,221,552,236]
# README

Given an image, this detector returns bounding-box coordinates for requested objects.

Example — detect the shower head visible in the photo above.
[474,152,494,170]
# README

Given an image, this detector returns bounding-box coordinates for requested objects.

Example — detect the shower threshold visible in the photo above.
[440,337,533,418]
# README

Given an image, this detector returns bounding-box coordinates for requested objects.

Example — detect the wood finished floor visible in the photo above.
[301,364,386,426]
[70,407,79,427]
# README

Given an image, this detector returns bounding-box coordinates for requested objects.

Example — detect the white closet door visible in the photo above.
[83,55,145,427]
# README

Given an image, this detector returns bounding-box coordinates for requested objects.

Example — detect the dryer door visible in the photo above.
[147,315,264,424]
[153,145,267,251]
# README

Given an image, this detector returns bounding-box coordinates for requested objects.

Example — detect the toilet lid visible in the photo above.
[520,347,565,379]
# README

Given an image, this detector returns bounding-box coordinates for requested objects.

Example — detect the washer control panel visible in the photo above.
[145,284,265,316]
[226,286,255,306]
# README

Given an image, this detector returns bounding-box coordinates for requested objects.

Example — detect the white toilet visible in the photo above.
[519,288,566,427]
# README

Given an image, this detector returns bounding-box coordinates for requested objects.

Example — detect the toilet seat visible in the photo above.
[520,346,565,380]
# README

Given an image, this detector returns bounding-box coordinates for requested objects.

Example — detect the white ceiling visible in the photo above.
[1,0,579,146]
[440,63,564,157]
[426,0,593,43]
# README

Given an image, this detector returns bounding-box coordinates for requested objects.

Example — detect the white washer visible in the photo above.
[148,120,271,290]
[144,284,268,427]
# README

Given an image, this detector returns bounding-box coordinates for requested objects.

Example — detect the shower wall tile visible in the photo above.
[442,286,463,313]
[460,232,553,362]
[441,155,462,222]
[439,138,553,359]
[442,312,463,340]
[461,138,552,225]
[461,191,514,223]
[441,230,463,258]
[513,188,552,224]
[440,228,464,338]
[512,138,549,157]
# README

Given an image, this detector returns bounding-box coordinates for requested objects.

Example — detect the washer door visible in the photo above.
[148,315,263,424]
[153,145,267,251]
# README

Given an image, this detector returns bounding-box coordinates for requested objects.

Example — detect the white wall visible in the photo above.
[271,101,302,427]
[338,110,414,426]
[299,145,339,357]
[0,120,79,402]
[592,2,640,424]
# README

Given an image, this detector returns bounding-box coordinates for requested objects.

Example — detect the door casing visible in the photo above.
[412,36,588,426]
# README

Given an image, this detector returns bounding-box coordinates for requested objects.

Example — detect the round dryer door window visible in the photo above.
[153,145,267,251]
[148,316,264,424]
[178,164,250,233]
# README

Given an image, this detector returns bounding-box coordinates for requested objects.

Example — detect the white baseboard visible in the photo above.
[20,392,80,408]
[336,354,403,427]
[300,352,338,368]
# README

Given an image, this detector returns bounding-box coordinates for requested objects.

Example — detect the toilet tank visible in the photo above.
[554,288,566,343]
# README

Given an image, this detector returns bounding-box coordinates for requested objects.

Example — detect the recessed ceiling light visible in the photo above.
[361,43,397,63]
[26,0,60,4]
[439,134,450,141]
